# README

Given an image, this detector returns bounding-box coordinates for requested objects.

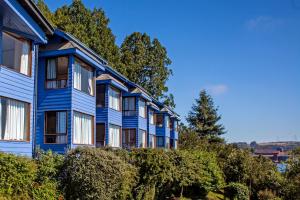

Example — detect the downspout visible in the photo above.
[33,44,39,157]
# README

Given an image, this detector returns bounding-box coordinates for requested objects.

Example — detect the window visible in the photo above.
[74,58,94,96]
[122,129,136,148]
[156,136,164,148]
[156,114,164,127]
[138,129,147,148]
[169,119,173,130]
[0,97,30,141]
[170,139,174,149]
[96,85,106,108]
[165,137,170,149]
[149,111,155,125]
[174,140,178,149]
[139,99,146,118]
[175,121,178,131]
[2,32,31,76]
[45,111,67,144]
[96,123,105,147]
[109,124,121,147]
[149,135,156,148]
[73,112,93,145]
[166,117,170,129]
[46,57,68,89]
[123,97,136,116]
[109,87,121,111]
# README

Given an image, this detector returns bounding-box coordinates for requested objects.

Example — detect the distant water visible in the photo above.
[277,163,287,173]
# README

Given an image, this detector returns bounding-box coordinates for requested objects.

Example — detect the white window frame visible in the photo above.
[73,111,93,145]
[109,124,121,147]
[139,99,146,118]
[109,87,121,111]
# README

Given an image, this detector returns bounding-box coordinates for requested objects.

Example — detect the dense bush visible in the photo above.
[224,182,249,200]
[0,152,36,199]
[258,189,281,200]
[130,148,175,200]
[60,147,137,200]
[32,150,64,200]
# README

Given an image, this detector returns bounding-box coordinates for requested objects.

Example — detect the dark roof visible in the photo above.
[18,0,54,35]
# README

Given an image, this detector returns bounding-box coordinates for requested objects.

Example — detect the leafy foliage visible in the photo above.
[0,153,36,199]
[224,182,250,200]
[187,90,225,138]
[60,147,137,200]
[120,32,172,98]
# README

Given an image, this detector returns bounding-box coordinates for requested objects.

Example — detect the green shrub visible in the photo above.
[0,152,36,199]
[60,147,137,200]
[224,182,249,200]
[258,189,281,200]
[130,148,175,200]
[32,150,64,200]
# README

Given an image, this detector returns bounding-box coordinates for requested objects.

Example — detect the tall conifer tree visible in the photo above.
[187,90,225,138]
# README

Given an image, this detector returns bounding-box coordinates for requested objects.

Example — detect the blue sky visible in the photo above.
[45,0,300,143]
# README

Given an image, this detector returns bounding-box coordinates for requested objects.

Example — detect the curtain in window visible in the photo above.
[88,71,93,95]
[74,62,82,90]
[20,41,30,75]
[149,111,154,124]
[56,112,67,144]
[109,125,120,147]
[47,59,57,88]
[4,99,26,140]
[139,100,146,118]
[138,130,146,148]
[109,88,120,110]
[73,112,92,145]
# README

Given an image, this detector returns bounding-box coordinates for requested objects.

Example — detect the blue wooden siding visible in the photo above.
[96,83,123,145]
[36,56,72,153]
[0,44,36,156]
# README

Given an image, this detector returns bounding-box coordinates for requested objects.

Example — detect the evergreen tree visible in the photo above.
[162,93,176,109]
[187,90,225,138]
[120,32,172,98]
[35,0,55,25]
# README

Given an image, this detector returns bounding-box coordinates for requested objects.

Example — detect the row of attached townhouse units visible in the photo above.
[0,0,179,157]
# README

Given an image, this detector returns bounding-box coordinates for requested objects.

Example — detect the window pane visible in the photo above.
[138,129,146,148]
[156,114,164,127]
[73,112,93,144]
[96,85,106,107]
[0,97,29,141]
[109,87,120,111]
[149,111,154,124]
[122,129,136,148]
[156,136,164,148]
[74,58,94,95]
[46,57,68,89]
[2,32,31,75]
[139,99,146,118]
[45,111,67,144]
[109,124,120,147]
[123,97,136,116]
[96,123,105,147]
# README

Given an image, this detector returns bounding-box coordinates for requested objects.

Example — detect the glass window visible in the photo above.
[156,114,164,127]
[2,32,31,76]
[96,123,105,147]
[170,139,174,149]
[109,124,121,147]
[123,97,136,116]
[96,85,106,108]
[156,136,164,148]
[46,57,68,89]
[109,87,121,111]
[138,129,147,148]
[169,118,173,130]
[45,111,67,144]
[149,111,155,125]
[0,97,30,141]
[149,135,156,148]
[122,129,136,148]
[74,58,94,95]
[165,137,170,149]
[139,99,146,118]
[174,140,178,149]
[166,117,170,129]
[73,112,93,145]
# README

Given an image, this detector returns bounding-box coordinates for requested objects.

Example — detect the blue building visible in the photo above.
[0,0,53,156]
[0,0,180,156]
[36,30,106,153]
